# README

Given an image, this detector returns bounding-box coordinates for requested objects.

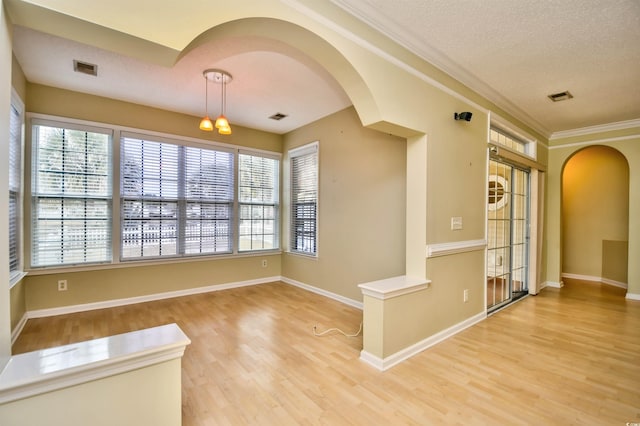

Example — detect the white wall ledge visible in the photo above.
[0,323,190,404]
[358,275,430,300]
[426,239,486,258]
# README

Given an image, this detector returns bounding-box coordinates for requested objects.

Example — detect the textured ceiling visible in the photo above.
[332,0,640,135]
[9,0,640,137]
[12,25,352,134]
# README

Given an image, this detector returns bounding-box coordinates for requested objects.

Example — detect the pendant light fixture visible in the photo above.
[199,70,214,131]
[200,69,232,135]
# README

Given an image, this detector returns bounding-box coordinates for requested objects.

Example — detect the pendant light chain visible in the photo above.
[205,75,208,116]
[220,73,225,117]
[199,70,214,131]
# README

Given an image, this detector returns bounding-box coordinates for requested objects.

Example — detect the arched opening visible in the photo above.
[178,17,384,134]
[561,145,630,290]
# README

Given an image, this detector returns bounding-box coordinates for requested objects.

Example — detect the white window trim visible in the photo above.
[237,149,281,253]
[120,134,238,260]
[24,113,282,273]
[9,88,25,287]
[30,119,114,268]
[488,112,537,160]
[288,141,319,257]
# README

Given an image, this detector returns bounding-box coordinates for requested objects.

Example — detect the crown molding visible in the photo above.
[329,0,551,138]
[548,134,639,150]
[549,119,640,140]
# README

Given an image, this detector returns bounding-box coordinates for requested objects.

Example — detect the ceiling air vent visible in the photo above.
[547,90,573,102]
[269,113,288,121]
[73,60,98,76]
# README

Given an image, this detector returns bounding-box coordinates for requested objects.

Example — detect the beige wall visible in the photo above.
[11,53,25,99]
[602,240,628,284]
[20,93,406,311]
[421,103,489,330]
[1,0,13,362]
[20,84,284,312]
[26,84,283,153]
[562,146,629,280]
[282,107,406,301]
[546,130,640,296]
[426,111,488,245]
[25,255,281,311]
[386,251,484,357]
[9,277,25,331]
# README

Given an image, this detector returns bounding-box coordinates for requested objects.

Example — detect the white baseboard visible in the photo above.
[280,276,363,310]
[542,281,563,289]
[359,350,385,370]
[359,311,486,371]
[601,278,628,289]
[11,312,28,346]
[562,273,628,289]
[626,293,640,301]
[562,273,600,282]
[27,276,281,319]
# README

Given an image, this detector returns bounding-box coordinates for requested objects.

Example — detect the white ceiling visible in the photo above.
[333,0,640,136]
[12,25,352,134]
[10,0,640,137]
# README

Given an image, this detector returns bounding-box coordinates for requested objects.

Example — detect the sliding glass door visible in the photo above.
[487,159,530,311]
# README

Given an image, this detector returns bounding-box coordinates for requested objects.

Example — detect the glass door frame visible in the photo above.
[486,157,531,312]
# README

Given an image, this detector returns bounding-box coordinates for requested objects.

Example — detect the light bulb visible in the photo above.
[218,125,232,135]
[215,115,229,129]
[199,116,214,131]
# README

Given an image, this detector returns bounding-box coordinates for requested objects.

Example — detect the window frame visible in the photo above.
[119,132,236,261]
[238,149,281,253]
[25,113,281,273]
[9,89,25,285]
[29,118,114,268]
[488,114,537,160]
[288,141,319,257]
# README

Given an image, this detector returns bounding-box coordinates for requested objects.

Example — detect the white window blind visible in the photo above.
[289,142,318,255]
[121,136,234,259]
[184,146,234,255]
[238,152,280,251]
[9,100,22,274]
[31,123,112,267]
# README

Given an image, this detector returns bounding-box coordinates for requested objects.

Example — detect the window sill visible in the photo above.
[9,271,28,289]
[26,250,282,276]
[284,251,318,260]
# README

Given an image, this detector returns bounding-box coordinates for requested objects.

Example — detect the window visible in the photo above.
[289,142,318,255]
[9,92,24,276]
[121,135,234,259]
[238,152,279,251]
[29,115,281,269]
[31,122,112,267]
[488,174,508,211]
[489,124,536,159]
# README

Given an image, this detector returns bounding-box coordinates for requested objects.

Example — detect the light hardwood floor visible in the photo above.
[13,278,640,425]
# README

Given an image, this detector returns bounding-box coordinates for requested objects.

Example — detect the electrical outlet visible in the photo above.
[463,289,469,303]
[261,259,268,268]
[58,279,68,291]
[451,216,463,230]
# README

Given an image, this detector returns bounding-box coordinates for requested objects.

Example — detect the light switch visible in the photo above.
[451,216,463,230]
